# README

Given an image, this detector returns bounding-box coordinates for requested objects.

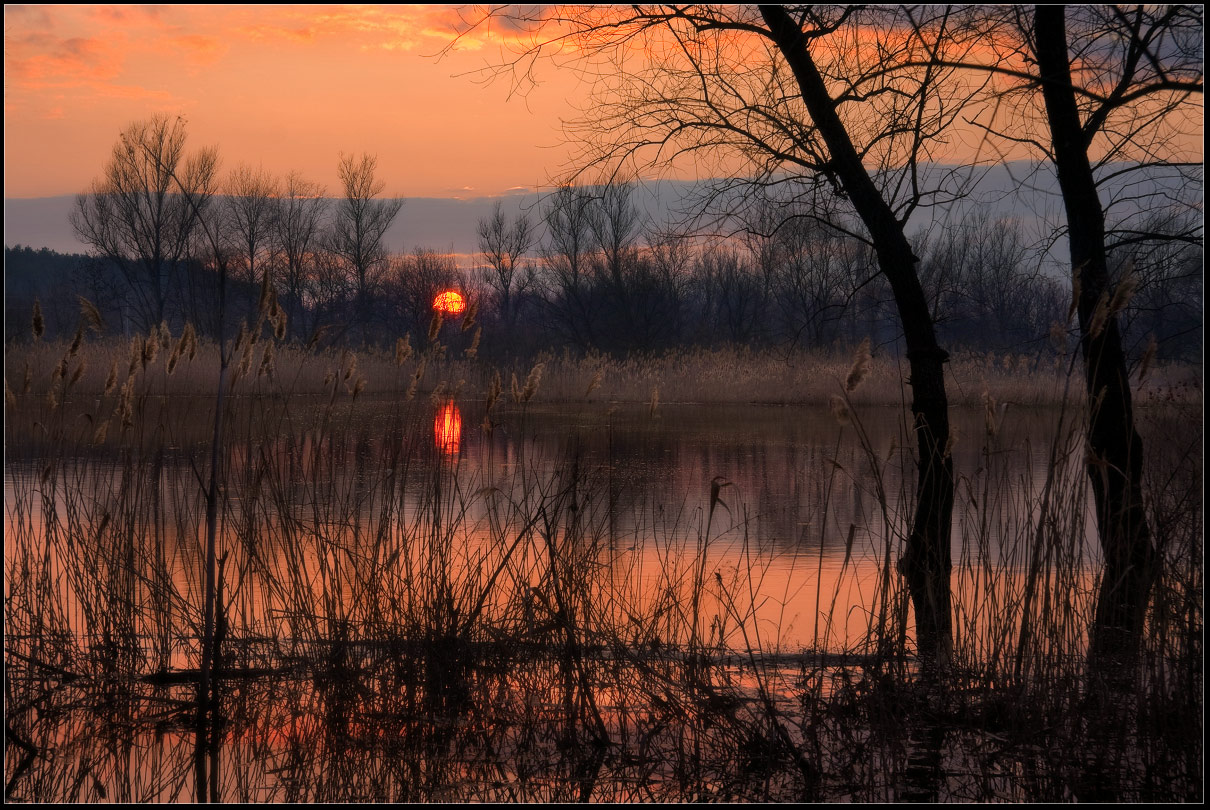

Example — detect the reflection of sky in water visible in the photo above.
[447,403,1099,564]
[2,397,1190,803]
[6,400,1102,653]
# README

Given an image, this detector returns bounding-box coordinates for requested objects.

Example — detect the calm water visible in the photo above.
[6,397,1099,653]
[1,396,1136,802]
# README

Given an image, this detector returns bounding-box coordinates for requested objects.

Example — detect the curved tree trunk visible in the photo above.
[760,5,955,666]
[1034,5,1156,670]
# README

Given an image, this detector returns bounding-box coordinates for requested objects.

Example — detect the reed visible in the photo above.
[6,337,1200,408]
[3,331,1201,802]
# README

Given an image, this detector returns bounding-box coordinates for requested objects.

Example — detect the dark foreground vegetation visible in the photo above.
[4,4,1202,801]
[4,330,1202,802]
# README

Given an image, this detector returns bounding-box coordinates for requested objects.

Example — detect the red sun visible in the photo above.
[433,290,467,315]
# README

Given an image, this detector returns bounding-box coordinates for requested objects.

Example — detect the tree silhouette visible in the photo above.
[457,4,998,665]
[478,199,535,341]
[932,4,1202,670]
[72,115,216,333]
[540,183,600,351]
[1031,4,1202,670]
[273,172,331,342]
[330,153,403,344]
[224,164,281,324]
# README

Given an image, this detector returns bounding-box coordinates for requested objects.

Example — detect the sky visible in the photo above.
[3,4,589,199]
[5,5,1201,205]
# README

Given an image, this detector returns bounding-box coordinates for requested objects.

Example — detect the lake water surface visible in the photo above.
[5,394,1184,802]
[7,397,1100,654]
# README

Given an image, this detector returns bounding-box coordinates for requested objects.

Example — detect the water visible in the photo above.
[4,395,1115,801]
[6,397,1099,651]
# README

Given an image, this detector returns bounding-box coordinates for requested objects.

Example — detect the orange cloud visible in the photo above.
[165,34,228,67]
[235,23,317,44]
[277,5,474,53]
[217,5,548,55]
[90,5,169,27]
[4,33,124,85]
[2,5,591,198]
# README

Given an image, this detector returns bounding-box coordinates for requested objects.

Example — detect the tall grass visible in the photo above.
[3,331,1202,801]
[9,336,1202,408]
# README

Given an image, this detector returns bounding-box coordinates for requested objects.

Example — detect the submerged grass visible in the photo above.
[3,332,1202,802]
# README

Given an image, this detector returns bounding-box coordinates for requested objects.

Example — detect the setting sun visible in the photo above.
[432,290,467,316]
[2,4,1201,803]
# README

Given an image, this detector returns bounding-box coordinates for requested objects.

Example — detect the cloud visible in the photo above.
[3,5,53,28]
[225,6,494,54]
[90,5,169,26]
[4,33,124,84]
[3,5,202,118]
[236,23,317,44]
[165,34,228,67]
[3,25,177,113]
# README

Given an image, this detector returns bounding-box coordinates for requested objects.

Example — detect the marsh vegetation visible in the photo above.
[4,6,1202,802]
[4,334,1201,802]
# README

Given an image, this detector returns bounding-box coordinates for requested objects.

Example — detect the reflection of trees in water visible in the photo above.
[218,401,1093,566]
[6,395,1197,801]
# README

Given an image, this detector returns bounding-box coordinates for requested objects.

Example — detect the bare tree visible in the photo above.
[588,179,644,351]
[303,249,351,344]
[694,246,764,345]
[385,247,462,340]
[640,225,692,349]
[1030,5,1201,669]
[913,212,1061,353]
[478,199,535,339]
[540,183,600,351]
[738,199,788,345]
[761,211,856,348]
[108,127,228,754]
[273,172,330,342]
[457,5,1002,665]
[1116,211,1203,359]
[225,164,280,319]
[755,17,961,667]
[72,114,215,332]
[940,5,1203,669]
[330,153,403,344]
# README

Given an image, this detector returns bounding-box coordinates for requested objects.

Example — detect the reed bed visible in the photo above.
[9,336,1201,409]
[3,330,1202,802]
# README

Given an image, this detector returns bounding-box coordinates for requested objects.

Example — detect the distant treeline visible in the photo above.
[6,181,1202,362]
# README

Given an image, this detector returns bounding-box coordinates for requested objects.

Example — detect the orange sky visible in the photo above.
[4,4,590,199]
[5,5,1201,202]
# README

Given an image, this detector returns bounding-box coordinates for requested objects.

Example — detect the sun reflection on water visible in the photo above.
[435,401,462,455]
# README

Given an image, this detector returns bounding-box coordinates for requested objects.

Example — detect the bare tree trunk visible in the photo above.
[759,5,954,666]
[1034,5,1156,670]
